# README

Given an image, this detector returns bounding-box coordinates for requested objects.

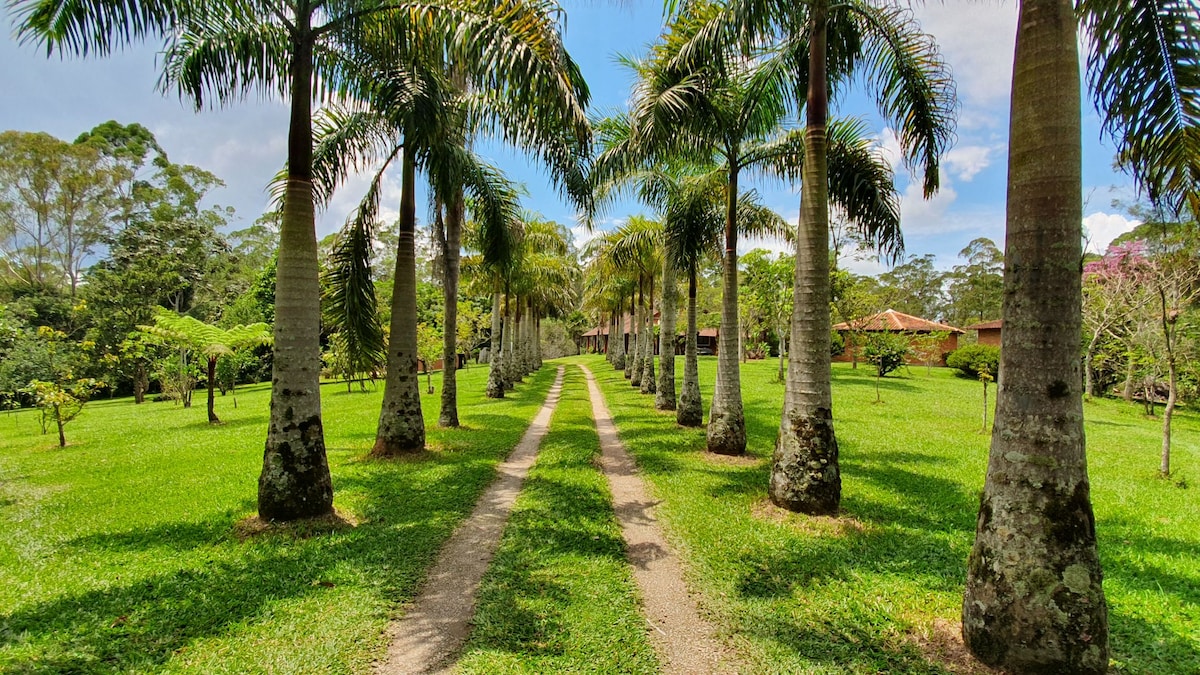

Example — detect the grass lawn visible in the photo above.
[574,354,1199,674]
[0,364,555,673]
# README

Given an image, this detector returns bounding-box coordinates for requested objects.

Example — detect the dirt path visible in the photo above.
[375,366,566,675]
[580,365,733,674]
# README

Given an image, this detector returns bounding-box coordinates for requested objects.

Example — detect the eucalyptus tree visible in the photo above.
[10,0,592,519]
[959,3,1200,672]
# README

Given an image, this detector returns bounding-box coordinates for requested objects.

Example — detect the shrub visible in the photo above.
[947,344,1000,379]
[863,333,908,377]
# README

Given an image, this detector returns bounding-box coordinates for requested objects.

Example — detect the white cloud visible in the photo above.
[875,128,904,172]
[739,233,791,257]
[899,174,961,235]
[1083,211,1139,254]
[944,144,999,182]
[913,4,1019,108]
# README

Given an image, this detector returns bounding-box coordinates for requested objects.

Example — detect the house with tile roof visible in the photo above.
[965,319,1002,347]
[832,309,964,366]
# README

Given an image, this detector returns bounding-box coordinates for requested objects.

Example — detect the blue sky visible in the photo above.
[0,2,1141,274]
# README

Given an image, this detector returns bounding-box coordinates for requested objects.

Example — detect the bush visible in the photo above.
[863,333,908,377]
[947,344,1000,379]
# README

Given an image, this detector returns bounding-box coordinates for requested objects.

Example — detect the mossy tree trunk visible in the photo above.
[678,271,703,426]
[706,161,746,455]
[962,2,1108,671]
[439,189,463,427]
[373,147,426,456]
[656,257,678,410]
[258,28,333,521]
[485,287,505,398]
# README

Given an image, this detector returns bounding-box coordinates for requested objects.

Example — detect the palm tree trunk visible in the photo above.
[630,281,644,386]
[657,258,678,410]
[503,291,517,389]
[486,286,504,398]
[439,189,463,427]
[206,355,219,424]
[615,297,628,370]
[962,3,1107,671]
[678,271,703,426]
[771,2,839,511]
[258,31,333,521]
[642,275,657,394]
[373,146,426,456]
[707,164,746,456]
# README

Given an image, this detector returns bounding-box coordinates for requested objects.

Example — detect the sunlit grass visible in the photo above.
[0,365,555,673]
[576,354,1199,674]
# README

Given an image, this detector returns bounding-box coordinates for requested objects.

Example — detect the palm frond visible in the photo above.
[850,1,957,198]
[10,0,178,56]
[1081,0,1200,217]
[825,117,903,262]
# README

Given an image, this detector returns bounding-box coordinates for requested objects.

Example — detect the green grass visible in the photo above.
[456,366,658,674]
[0,365,555,674]
[572,354,1200,674]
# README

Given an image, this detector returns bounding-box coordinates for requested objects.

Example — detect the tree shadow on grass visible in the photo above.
[737,609,966,674]
[61,510,249,554]
[1108,607,1200,672]
[2,374,558,673]
[0,542,336,672]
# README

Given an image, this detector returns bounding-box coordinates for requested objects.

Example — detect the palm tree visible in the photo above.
[961,3,1199,672]
[602,217,664,395]
[619,12,811,454]
[12,0,589,520]
[667,0,954,509]
[303,6,587,452]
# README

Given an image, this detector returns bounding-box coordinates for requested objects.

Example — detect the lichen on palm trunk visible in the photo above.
[772,5,839,515]
[259,174,333,521]
[962,2,1108,671]
[678,274,702,427]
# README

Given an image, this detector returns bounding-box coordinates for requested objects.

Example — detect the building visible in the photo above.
[832,309,964,365]
[965,319,1002,347]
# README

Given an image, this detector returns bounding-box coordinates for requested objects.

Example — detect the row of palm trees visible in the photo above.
[14,0,1197,671]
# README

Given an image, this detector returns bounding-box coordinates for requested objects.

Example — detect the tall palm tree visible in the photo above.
[305,7,588,453]
[668,0,954,509]
[602,216,664,395]
[11,0,587,519]
[621,11,810,455]
[961,2,1199,672]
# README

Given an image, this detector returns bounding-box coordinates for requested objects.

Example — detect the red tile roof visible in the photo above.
[832,309,963,334]
[966,319,1003,331]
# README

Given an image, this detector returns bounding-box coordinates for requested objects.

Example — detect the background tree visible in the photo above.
[0,130,118,294]
[944,238,1003,327]
[141,311,271,424]
[417,322,443,395]
[23,377,104,447]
